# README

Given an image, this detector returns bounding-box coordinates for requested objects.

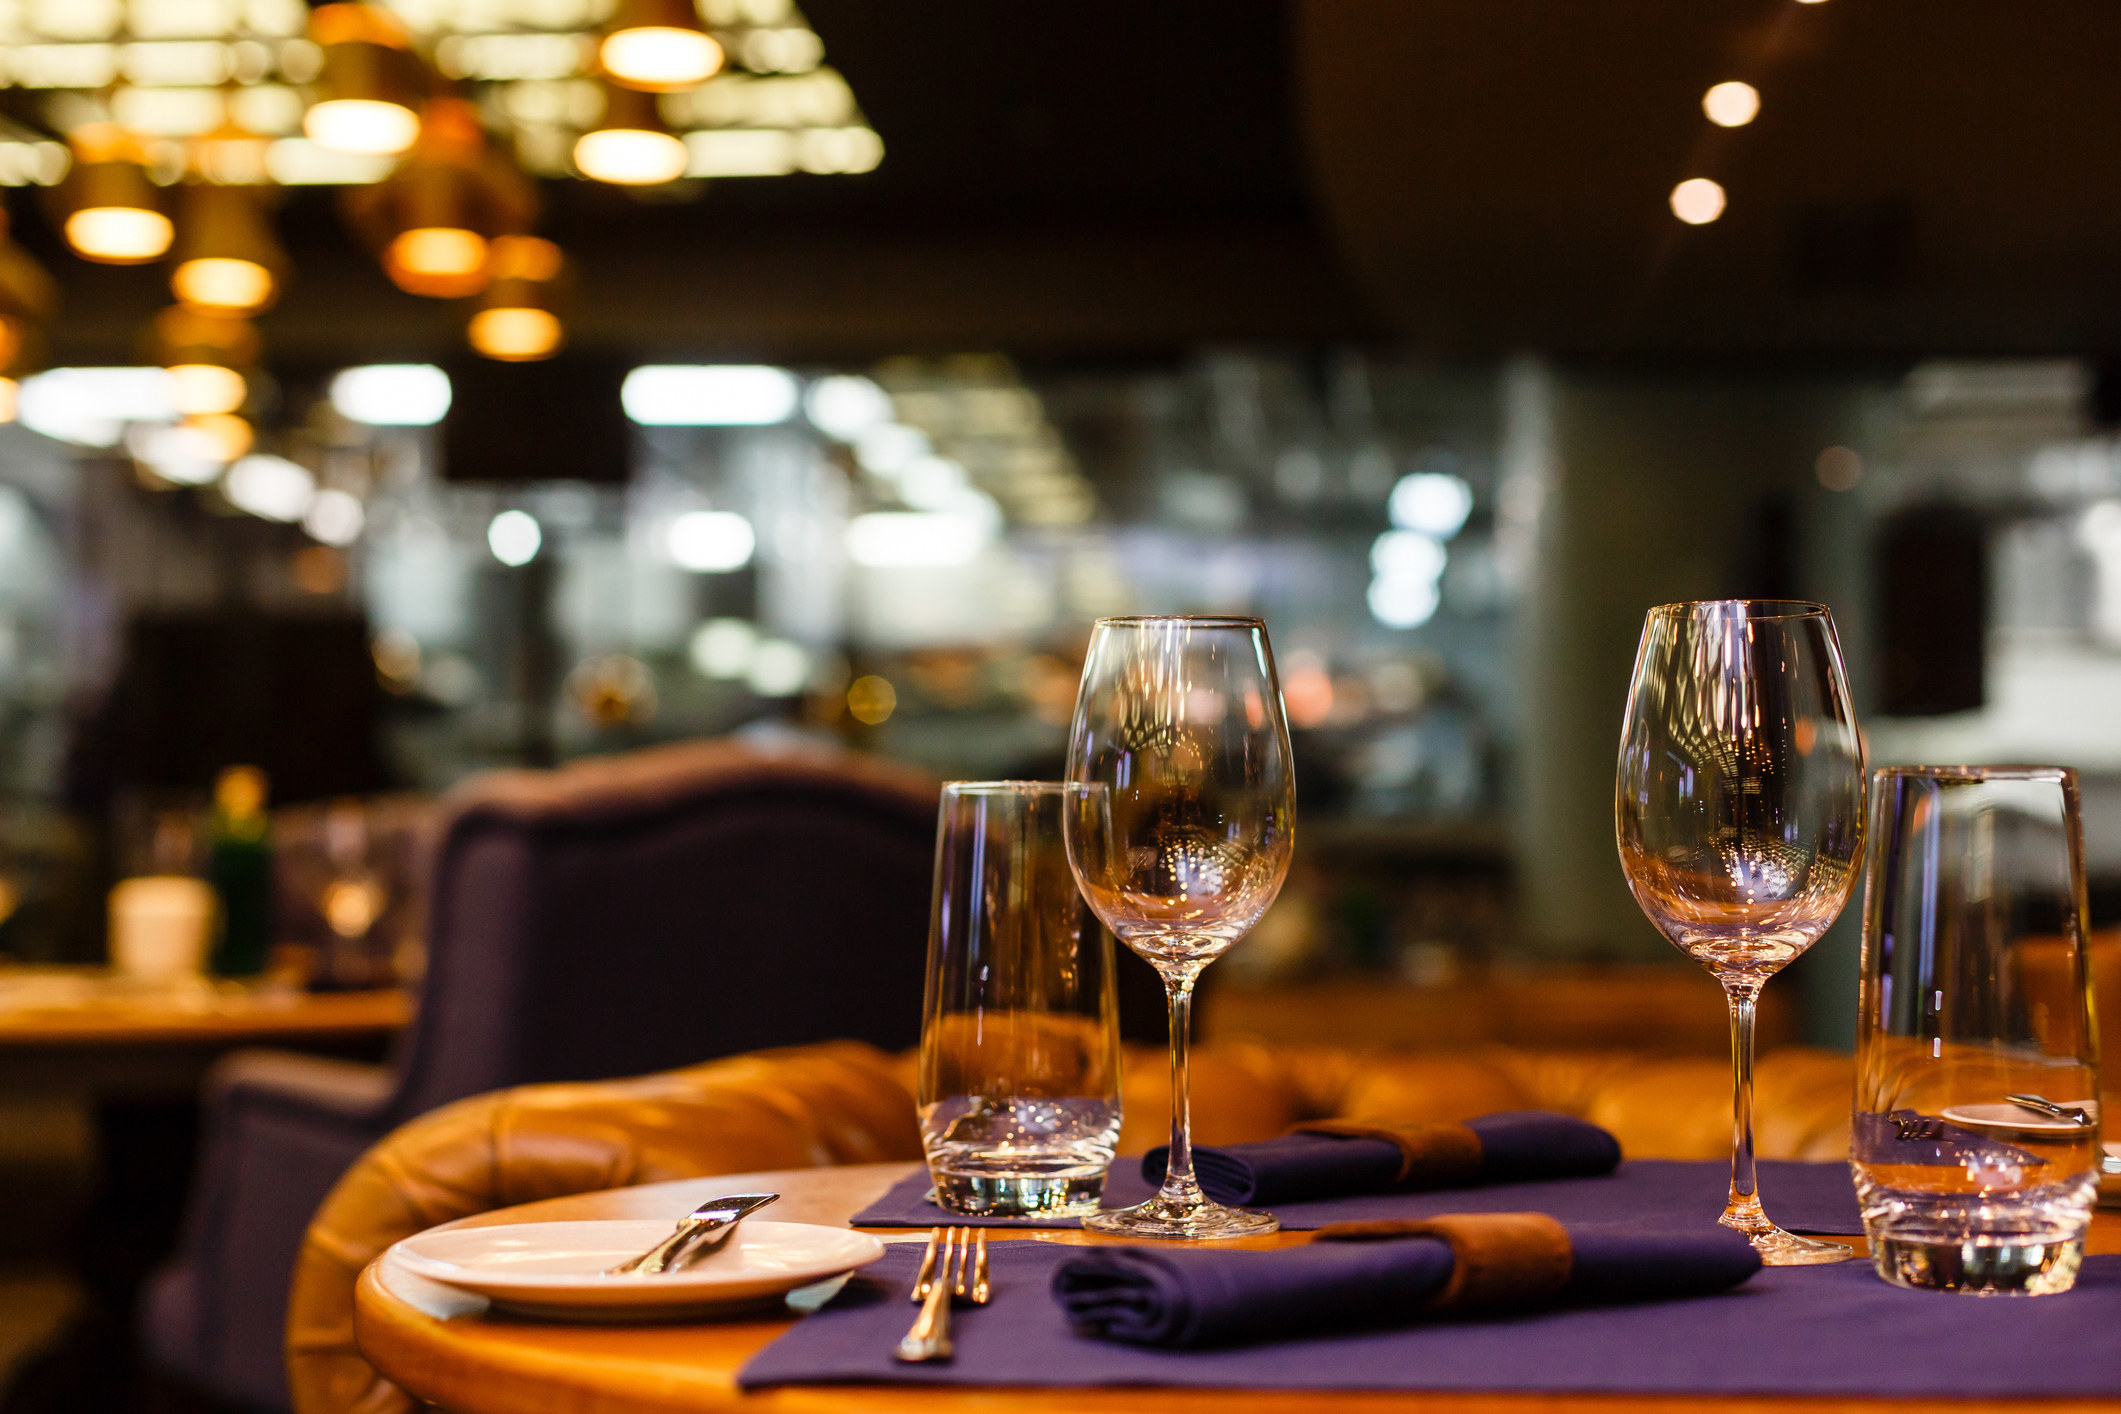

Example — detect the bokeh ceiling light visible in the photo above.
[487,508,541,565]
[468,307,561,361]
[61,128,171,264]
[173,258,274,314]
[1669,177,1727,225]
[168,363,247,416]
[1702,81,1761,128]
[805,375,892,440]
[330,364,451,425]
[574,85,688,185]
[305,98,421,157]
[187,412,254,463]
[350,98,536,298]
[468,234,564,361]
[170,185,285,315]
[600,0,724,91]
[223,453,316,522]
[387,226,486,285]
[303,5,425,157]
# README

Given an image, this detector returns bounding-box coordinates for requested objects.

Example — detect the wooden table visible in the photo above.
[356,1162,2121,1414]
[0,968,409,1099]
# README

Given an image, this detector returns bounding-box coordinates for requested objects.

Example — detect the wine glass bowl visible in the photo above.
[1064,615,1295,1239]
[1616,599,1864,1265]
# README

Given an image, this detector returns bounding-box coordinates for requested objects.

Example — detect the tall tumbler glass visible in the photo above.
[1617,600,1865,1265]
[1064,615,1296,1240]
[918,781,1123,1217]
[1854,766,2102,1295]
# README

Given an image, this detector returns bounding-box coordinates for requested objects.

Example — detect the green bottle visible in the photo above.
[207,765,273,978]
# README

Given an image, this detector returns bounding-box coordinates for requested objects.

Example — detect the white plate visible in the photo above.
[1941,1100,2100,1135]
[388,1219,885,1321]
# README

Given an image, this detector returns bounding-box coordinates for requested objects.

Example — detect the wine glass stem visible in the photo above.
[1723,981,1767,1234]
[1158,965,1205,1207]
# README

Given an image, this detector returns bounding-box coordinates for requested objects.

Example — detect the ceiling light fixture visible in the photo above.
[303,4,425,157]
[170,184,285,314]
[468,235,564,361]
[599,0,724,91]
[1702,81,1761,128]
[61,126,172,264]
[574,84,688,185]
[1669,177,1727,225]
[168,363,248,416]
[347,99,536,299]
[330,364,451,425]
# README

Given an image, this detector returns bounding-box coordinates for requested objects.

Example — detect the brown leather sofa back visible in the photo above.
[289,1038,1850,1414]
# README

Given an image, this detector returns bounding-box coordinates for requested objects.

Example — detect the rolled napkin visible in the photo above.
[1142,1111,1622,1205]
[1052,1213,1762,1348]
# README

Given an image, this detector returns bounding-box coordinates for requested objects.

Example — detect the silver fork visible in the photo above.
[895,1226,989,1362]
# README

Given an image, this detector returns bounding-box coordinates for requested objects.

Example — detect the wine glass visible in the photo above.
[1615,600,1864,1265]
[1063,616,1296,1239]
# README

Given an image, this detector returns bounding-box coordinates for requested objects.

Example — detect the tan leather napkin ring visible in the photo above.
[1316,1212,1574,1312]
[1289,1118,1485,1188]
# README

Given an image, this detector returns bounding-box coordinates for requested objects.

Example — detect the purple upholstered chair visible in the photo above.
[142,738,940,1412]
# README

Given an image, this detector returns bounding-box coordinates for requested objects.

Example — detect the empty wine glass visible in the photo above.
[1616,600,1865,1265]
[1063,616,1296,1239]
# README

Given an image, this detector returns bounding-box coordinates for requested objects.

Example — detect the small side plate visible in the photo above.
[1940,1101,2101,1136]
[388,1219,884,1322]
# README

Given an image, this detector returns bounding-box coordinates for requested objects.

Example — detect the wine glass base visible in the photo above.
[1081,1193,1279,1240]
[1724,1216,1854,1266]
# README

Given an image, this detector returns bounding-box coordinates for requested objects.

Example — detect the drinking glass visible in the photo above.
[1063,616,1296,1239]
[1853,766,2101,1295]
[1616,600,1864,1265]
[918,782,1123,1217]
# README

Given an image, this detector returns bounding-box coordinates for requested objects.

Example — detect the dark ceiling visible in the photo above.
[20,0,2121,369]
[1303,0,2121,357]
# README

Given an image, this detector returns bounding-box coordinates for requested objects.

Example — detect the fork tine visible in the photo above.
[951,1227,971,1298]
[911,1226,943,1300]
[971,1230,990,1303]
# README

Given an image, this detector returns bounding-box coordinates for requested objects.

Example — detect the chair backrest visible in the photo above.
[385,737,940,1120]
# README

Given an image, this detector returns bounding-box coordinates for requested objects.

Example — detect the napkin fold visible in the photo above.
[1143,1111,1622,1206]
[1051,1212,1762,1348]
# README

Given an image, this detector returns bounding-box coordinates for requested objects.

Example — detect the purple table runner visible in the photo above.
[853,1158,1864,1236]
[741,1243,2121,1397]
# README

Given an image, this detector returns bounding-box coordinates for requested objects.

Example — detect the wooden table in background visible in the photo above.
[355,1163,2121,1414]
[0,968,409,1099]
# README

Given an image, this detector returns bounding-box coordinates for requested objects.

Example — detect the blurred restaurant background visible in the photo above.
[0,0,2112,1406]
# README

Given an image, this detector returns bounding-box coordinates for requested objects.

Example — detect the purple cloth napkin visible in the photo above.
[850,1157,1865,1235]
[739,1243,2121,1397]
[1051,1225,1759,1347]
[1143,1111,1622,1205]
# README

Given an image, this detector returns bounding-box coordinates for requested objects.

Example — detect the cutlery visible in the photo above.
[895,1226,988,1363]
[2007,1093,2095,1126]
[605,1192,779,1276]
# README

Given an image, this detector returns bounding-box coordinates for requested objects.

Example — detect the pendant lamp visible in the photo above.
[170,184,286,314]
[304,4,426,157]
[468,235,564,360]
[574,84,689,186]
[600,0,724,91]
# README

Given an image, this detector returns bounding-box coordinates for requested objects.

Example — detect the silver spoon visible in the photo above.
[606,1192,779,1276]
[2006,1093,2095,1126]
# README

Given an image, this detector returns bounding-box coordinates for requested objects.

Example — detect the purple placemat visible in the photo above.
[854,1158,1863,1236]
[741,1242,2121,1397]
